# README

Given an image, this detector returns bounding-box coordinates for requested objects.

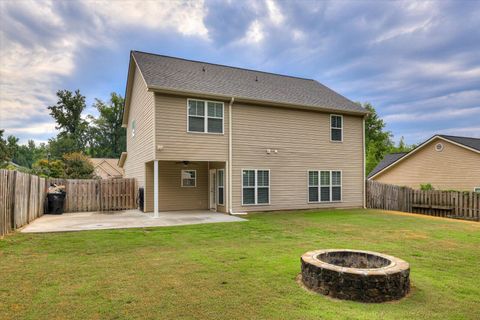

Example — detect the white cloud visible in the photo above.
[0,0,209,143]
[265,0,285,26]
[0,0,76,142]
[86,0,208,38]
[402,125,480,142]
[241,20,264,44]
[384,107,480,123]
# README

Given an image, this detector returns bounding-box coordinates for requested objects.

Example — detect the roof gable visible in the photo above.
[91,158,124,177]
[367,152,408,179]
[368,135,480,180]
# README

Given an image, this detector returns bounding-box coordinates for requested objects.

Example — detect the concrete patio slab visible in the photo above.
[21,210,246,233]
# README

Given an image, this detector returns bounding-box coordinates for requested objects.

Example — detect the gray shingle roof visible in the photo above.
[439,135,480,152]
[367,152,408,179]
[132,51,366,114]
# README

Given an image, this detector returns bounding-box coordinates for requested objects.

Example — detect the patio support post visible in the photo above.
[228,97,234,214]
[154,160,159,217]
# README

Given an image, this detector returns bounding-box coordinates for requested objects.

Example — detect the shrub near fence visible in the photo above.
[366,180,480,221]
[0,169,138,237]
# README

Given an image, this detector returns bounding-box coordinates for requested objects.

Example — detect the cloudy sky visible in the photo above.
[1,0,479,145]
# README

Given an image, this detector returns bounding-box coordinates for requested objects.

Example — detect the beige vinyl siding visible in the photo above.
[155,161,208,211]
[123,65,155,211]
[373,138,480,191]
[231,103,364,212]
[154,94,228,162]
[144,161,225,213]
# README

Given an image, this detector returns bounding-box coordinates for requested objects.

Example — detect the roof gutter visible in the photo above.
[146,85,369,116]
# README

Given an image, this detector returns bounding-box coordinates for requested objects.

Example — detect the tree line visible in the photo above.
[0,90,126,178]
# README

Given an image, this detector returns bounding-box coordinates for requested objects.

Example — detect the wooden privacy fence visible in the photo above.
[47,178,138,213]
[0,170,46,237]
[366,180,480,221]
[1,169,138,237]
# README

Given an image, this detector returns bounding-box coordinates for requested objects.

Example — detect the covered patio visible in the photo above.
[145,160,228,214]
[21,210,246,233]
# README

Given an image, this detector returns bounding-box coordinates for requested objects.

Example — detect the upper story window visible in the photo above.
[188,99,224,134]
[131,119,136,137]
[330,115,343,142]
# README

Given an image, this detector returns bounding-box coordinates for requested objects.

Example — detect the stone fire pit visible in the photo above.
[300,249,410,303]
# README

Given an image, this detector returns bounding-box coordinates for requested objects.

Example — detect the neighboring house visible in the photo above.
[368,135,480,191]
[119,51,368,214]
[90,158,124,179]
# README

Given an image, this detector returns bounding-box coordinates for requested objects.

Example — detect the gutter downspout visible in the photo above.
[362,116,366,209]
[228,97,234,214]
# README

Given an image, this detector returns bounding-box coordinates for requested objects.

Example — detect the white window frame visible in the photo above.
[307,170,342,203]
[308,171,319,203]
[187,98,224,134]
[330,114,343,142]
[474,187,480,193]
[241,169,270,206]
[131,119,136,138]
[181,170,197,187]
[217,169,225,205]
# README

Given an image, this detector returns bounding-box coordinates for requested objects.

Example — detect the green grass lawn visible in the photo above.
[1,209,479,320]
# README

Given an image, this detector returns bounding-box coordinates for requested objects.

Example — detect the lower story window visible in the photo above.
[181,170,196,187]
[308,170,342,202]
[242,169,270,205]
[217,169,224,205]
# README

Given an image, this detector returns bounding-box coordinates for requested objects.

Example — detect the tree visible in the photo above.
[32,159,65,178]
[10,140,47,168]
[48,90,88,154]
[390,136,415,154]
[6,135,19,162]
[364,103,394,175]
[48,135,78,159]
[0,130,11,167]
[62,152,96,179]
[88,93,126,158]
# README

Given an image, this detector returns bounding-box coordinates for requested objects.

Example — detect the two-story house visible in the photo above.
[119,51,368,215]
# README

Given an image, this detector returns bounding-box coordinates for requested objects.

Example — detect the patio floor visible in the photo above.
[20,210,246,233]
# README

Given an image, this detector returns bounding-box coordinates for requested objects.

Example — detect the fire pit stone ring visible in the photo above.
[300,249,410,302]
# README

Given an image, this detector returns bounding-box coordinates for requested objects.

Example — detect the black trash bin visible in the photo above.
[138,187,144,211]
[47,192,66,214]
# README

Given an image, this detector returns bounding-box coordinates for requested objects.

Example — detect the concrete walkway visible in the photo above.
[21,210,246,233]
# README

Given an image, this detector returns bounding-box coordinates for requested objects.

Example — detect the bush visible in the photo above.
[62,152,96,179]
[420,183,434,191]
[32,159,65,178]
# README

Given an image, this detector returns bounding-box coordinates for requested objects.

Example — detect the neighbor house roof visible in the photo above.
[367,152,408,179]
[368,134,480,180]
[123,51,367,125]
[438,135,480,152]
[90,158,124,179]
